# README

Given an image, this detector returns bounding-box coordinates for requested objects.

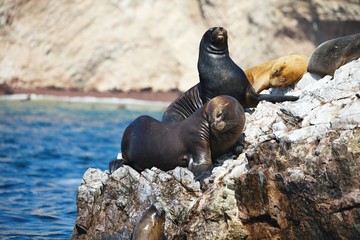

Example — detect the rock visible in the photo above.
[72,157,250,239]
[71,59,360,239]
[239,128,360,239]
[1,0,359,93]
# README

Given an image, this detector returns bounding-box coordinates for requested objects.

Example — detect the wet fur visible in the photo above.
[131,205,167,240]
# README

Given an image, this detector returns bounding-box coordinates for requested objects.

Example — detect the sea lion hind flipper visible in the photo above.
[257,94,299,104]
[109,159,126,174]
[245,86,299,107]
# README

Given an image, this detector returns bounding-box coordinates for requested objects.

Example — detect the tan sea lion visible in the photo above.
[307,33,360,77]
[245,54,309,93]
[131,205,167,240]
[116,95,245,181]
[162,27,299,123]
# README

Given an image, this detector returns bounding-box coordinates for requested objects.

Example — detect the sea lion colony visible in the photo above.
[108,27,359,239]
[110,27,359,180]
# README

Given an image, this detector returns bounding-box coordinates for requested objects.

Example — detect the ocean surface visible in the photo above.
[0,99,163,239]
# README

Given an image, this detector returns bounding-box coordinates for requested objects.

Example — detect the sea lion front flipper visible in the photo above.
[109,159,126,174]
[188,148,213,183]
[245,87,261,108]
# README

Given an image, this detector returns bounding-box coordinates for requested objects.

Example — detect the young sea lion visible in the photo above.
[162,27,299,123]
[307,33,360,77]
[117,95,245,181]
[245,54,308,93]
[131,205,167,240]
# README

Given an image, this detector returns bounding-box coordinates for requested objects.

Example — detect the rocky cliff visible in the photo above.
[71,59,360,239]
[1,0,359,93]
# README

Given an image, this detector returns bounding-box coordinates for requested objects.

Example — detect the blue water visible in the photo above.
[0,100,162,239]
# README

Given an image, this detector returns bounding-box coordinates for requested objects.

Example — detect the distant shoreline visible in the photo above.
[0,87,180,101]
[0,88,180,111]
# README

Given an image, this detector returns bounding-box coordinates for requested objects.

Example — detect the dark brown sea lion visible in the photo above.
[162,27,299,123]
[245,54,308,93]
[308,33,360,77]
[116,95,245,180]
[131,204,167,240]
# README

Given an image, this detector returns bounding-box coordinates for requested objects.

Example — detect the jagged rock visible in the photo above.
[72,59,360,239]
[1,0,359,93]
[73,156,250,240]
[238,128,360,239]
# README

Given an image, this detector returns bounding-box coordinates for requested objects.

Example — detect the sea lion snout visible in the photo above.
[213,26,226,33]
[211,27,227,42]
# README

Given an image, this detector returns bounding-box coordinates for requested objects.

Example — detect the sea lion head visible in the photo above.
[131,204,166,240]
[201,27,228,54]
[206,95,245,133]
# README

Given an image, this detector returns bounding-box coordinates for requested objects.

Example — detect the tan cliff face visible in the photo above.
[0,0,359,93]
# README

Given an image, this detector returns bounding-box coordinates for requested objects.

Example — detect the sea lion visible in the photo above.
[131,204,167,240]
[162,27,299,123]
[117,95,245,180]
[307,33,360,77]
[245,54,308,93]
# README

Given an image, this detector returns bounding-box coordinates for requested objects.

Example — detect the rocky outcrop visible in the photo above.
[71,59,360,239]
[1,0,359,93]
